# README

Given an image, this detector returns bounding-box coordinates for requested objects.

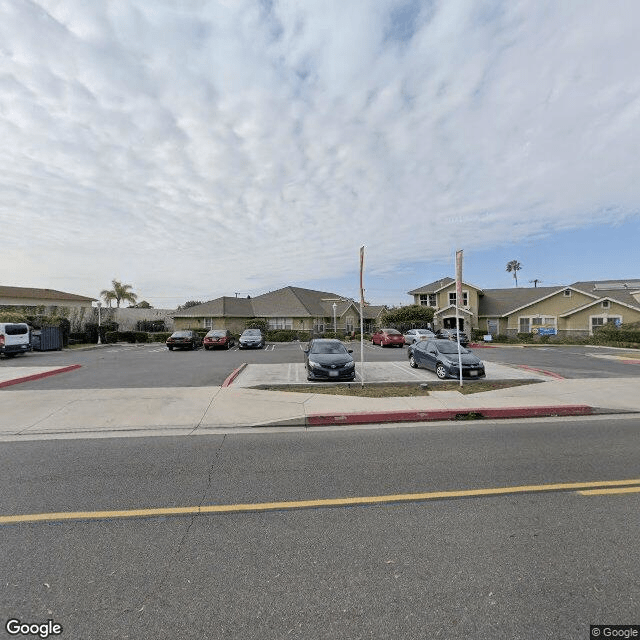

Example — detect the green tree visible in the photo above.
[506,260,522,287]
[177,300,204,310]
[100,279,138,307]
[381,304,435,326]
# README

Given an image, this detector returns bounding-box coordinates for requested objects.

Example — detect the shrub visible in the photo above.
[149,332,172,343]
[86,321,118,344]
[244,318,268,334]
[104,331,119,344]
[490,334,511,343]
[136,319,166,332]
[135,331,149,343]
[516,332,534,343]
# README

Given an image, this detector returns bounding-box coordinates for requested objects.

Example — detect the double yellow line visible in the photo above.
[2,478,639,525]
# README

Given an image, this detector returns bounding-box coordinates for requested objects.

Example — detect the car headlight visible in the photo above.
[345,361,355,369]
[308,360,321,368]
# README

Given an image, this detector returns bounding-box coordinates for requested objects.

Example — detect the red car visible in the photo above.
[203,329,235,350]
[371,328,405,348]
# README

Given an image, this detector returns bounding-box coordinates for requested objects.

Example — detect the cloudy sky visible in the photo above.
[2,0,639,307]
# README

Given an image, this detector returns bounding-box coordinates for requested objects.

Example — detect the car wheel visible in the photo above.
[409,355,418,369]
[226,342,231,350]
[435,363,448,379]
[168,346,173,351]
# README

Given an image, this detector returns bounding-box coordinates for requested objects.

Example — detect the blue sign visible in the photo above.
[538,327,557,336]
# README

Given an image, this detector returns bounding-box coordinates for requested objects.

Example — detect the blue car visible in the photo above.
[408,339,485,380]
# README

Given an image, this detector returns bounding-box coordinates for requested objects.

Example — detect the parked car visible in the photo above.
[203,329,235,350]
[238,328,265,349]
[408,339,485,379]
[371,328,405,347]
[435,328,470,347]
[0,322,31,358]
[166,330,202,350]
[304,338,356,381]
[403,328,436,345]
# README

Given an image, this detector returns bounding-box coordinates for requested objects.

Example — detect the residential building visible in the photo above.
[172,286,386,335]
[408,279,640,337]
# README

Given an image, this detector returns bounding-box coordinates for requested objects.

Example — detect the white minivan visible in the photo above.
[0,322,31,358]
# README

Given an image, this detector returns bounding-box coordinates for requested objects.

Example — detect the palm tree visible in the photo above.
[506,260,522,287]
[100,279,138,307]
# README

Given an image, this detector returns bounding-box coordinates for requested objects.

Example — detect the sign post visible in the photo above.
[359,246,365,388]
[455,249,463,387]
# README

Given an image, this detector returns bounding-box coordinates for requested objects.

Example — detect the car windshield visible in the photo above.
[242,330,261,336]
[438,342,470,355]
[416,330,433,335]
[208,331,226,337]
[311,342,348,355]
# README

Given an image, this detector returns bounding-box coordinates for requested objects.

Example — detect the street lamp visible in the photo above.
[333,302,337,334]
[97,302,102,345]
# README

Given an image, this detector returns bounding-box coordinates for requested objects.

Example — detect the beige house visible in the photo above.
[173,286,386,334]
[0,285,96,310]
[408,278,640,337]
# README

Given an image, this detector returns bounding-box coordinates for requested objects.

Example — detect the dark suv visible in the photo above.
[435,328,469,346]
[166,330,202,350]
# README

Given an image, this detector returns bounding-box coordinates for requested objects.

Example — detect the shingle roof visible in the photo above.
[570,281,640,309]
[173,296,253,318]
[407,278,454,295]
[478,287,563,317]
[0,285,96,302]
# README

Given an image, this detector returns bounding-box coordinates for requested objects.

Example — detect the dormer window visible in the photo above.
[602,300,610,309]
[563,289,572,297]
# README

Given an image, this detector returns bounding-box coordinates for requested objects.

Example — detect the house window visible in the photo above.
[487,319,499,335]
[591,316,621,333]
[602,300,610,309]
[519,316,556,333]
[314,318,325,333]
[204,318,212,329]
[448,291,468,306]
[268,317,293,330]
[419,294,437,307]
[563,289,572,297]
[345,316,354,333]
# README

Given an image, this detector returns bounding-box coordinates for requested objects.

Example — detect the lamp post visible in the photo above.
[97,302,102,345]
[333,302,337,334]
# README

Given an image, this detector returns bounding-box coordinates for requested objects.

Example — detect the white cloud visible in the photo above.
[1,0,639,306]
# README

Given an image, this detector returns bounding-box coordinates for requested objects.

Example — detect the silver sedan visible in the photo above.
[403,329,436,344]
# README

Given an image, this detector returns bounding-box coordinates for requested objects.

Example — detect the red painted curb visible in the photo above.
[306,405,594,426]
[0,364,82,389]
[515,364,565,379]
[222,363,247,387]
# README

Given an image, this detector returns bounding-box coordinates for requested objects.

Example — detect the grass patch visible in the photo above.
[257,380,540,397]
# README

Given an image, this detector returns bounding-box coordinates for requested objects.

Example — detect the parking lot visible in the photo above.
[1,340,638,391]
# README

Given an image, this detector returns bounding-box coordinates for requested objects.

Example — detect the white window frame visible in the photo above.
[602,300,610,309]
[519,316,557,333]
[268,317,293,330]
[486,319,499,335]
[563,289,572,297]
[590,315,622,334]
[419,294,437,307]
[449,290,468,306]
[204,318,213,329]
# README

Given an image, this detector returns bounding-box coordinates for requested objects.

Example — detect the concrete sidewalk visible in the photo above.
[1,374,639,440]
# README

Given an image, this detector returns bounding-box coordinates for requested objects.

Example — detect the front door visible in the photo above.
[443,317,464,330]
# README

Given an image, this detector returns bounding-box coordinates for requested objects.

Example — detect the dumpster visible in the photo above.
[31,326,63,351]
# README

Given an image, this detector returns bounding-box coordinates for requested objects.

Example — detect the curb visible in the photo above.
[306,404,594,426]
[0,365,82,389]
[222,363,248,387]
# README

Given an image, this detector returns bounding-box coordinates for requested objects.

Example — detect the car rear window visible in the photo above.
[4,324,28,335]
[385,329,401,335]
[208,331,226,337]
[171,331,191,338]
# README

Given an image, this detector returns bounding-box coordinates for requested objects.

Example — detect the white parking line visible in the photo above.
[388,360,423,378]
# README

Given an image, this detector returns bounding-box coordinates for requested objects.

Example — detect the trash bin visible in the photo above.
[31,326,63,351]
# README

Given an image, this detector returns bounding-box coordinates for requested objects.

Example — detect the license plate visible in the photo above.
[329,371,339,377]
[470,370,478,376]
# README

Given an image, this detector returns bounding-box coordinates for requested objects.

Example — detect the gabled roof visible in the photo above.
[362,305,386,320]
[559,296,640,317]
[570,281,640,309]
[173,296,253,318]
[0,285,96,302]
[433,304,475,317]
[408,277,483,295]
[478,287,565,317]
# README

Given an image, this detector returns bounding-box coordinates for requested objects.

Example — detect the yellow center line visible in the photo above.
[2,478,640,525]
[578,486,640,496]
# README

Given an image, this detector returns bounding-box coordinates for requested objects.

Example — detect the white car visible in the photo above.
[403,329,436,345]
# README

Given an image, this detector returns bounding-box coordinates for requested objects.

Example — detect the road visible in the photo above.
[1,342,639,390]
[1,416,639,639]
